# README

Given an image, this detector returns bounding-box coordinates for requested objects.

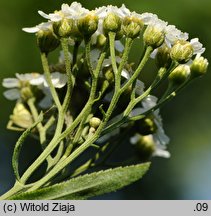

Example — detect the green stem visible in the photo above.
[129,79,192,122]
[108,32,118,76]
[26,37,123,190]
[120,46,153,94]
[85,39,94,77]
[27,98,45,144]
[27,89,121,191]
[41,53,61,110]
[0,181,24,200]
[61,38,74,113]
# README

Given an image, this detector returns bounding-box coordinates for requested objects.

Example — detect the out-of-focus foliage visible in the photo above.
[0,0,211,199]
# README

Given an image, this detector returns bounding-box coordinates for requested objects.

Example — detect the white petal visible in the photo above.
[130,134,140,145]
[38,95,53,109]
[130,107,145,117]
[139,12,158,25]
[115,41,124,52]
[2,78,19,88]
[3,89,21,100]
[44,72,67,88]
[135,80,145,95]
[142,95,158,110]
[30,76,45,85]
[121,69,130,79]
[150,49,158,59]
[22,27,39,33]
[153,148,171,158]
[90,49,101,67]
[38,10,51,19]
[190,38,205,55]
[61,4,71,13]
[59,51,73,64]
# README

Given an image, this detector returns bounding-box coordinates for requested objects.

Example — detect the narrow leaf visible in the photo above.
[11,162,150,200]
[12,113,43,180]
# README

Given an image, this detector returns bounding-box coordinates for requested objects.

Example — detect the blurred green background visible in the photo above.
[0,0,211,199]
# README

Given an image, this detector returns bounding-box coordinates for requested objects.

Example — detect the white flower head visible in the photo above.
[38,2,89,22]
[130,95,170,147]
[130,134,170,158]
[2,72,67,101]
[2,73,43,100]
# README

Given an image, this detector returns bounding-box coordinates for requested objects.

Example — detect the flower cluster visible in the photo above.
[2,2,209,164]
[1,1,210,200]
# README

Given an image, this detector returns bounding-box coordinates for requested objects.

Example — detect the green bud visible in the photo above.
[95,34,107,47]
[156,44,172,68]
[103,67,115,83]
[143,25,165,48]
[115,29,124,40]
[78,13,99,38]
[36,29,60,54]
[133,134,155,160]
[103,13,122,34]
[122,16,144,39]
[20,87,33,101]
[135,117,157,135]
[53,18,73,38]
[168,65,190,85]
[89,117,101,129]
[190,55,209,78]
[170,40,193,63]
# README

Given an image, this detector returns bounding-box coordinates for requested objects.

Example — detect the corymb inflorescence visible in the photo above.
[0,2,209,200]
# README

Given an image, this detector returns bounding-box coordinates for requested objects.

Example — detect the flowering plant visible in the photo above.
[0,2,208,200]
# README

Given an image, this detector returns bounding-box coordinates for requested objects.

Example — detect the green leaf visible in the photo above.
[12,113,43,181]
[11,163,150,200]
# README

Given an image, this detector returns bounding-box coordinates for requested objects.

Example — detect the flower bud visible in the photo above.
[135,117,157,135]
[36,29,60,53]
[170,40,193,63]
[95,34,107,47]
[78,13,99,38]
[53,18,73,38]
[168,65,190,85]
[122,16,144,39]
[143,25,165,48]
[20,87,33,101]
[103,67,115,83]
[89,117,101,129]
[131,134,155,160]
[156,44,172,68]
[190,55,209,78]
[103,13,122,34]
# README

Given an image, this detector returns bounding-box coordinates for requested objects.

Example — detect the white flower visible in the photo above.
[2,73,43,100]
[190,38,205,55]
[165,25,188,47]
[22,22,52,33]
[43,72,67,88]
[2,72,67,101]
[130,95,170,146]
[132,12,158,25]
[95,5,126,19]
[130,134,170,158]
[38,2,89,22]
[150,23,189,58]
